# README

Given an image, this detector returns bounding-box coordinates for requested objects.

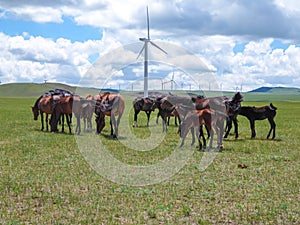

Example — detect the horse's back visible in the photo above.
[38,96,53,113]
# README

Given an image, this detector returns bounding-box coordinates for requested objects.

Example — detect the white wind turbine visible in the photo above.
[163,69,177,91]
[137,6,167,97]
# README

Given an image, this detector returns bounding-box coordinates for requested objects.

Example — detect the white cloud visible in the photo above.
[0,0,300,91]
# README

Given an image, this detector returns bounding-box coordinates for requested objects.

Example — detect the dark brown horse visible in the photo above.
[132,97,154,127]
[50,95,82,134]
[32,95,53,131]
[239,103,277,139]
[95,92,124,138]
[152,96,182,132]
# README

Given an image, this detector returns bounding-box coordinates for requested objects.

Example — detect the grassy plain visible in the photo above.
[0,96,299,224]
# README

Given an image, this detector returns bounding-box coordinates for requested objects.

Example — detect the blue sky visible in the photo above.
[0,0,300,91]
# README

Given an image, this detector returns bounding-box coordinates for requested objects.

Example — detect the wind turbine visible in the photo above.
[163,69,177,91]
[137,6,167,97]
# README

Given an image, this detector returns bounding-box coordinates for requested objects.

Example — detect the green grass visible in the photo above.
[0,97,299,224]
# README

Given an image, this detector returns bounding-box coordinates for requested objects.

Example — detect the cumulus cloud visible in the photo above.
[0,0,300,91]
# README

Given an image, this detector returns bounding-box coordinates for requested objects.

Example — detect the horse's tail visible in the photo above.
[270,103,277,110]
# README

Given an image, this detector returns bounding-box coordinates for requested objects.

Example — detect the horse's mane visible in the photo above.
[33,95,43,109]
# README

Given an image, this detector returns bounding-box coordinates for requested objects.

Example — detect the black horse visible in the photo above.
[223,92,244,139]
[239,103,277,139]
[132,97,155,127]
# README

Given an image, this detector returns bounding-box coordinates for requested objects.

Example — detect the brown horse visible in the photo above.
[152,96,182,132]
[95,92,124,138]
[180,108,226,150]
[32,95,53,131]
[50,95,82,134]
[81,94,95,132]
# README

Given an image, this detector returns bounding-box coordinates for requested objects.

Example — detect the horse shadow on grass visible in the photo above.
[99,133,127,140]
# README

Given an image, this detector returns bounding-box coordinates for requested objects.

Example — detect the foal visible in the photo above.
[239,103,277,139]
[180,108,226,150]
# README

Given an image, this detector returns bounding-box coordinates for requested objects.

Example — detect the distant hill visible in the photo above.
[0,82,120,97]
[0,83,77,97]
[249,86,300,93]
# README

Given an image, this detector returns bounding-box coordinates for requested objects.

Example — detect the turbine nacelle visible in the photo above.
[139,38,149,41]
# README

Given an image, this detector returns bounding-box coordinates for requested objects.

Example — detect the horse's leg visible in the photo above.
[83,115,86,132]
[156,111,160,124]
[233,117,239,139]
[167,116,170,126]
[61,114,65,133]
[46,114,50,131]
[267,117,276,139]
[195,127,203,150]
[191,127,195,146]
[272,119,276,140]
[112,114,119,138]
[146,111,151,127]
[223,118,232,139]
[133,110,140,127]
[249,119,256,139]
[67,114,73,134]
[179,124,190,147]
[208,127,214,149]
[76,114,80,135]
[110,117,115,137]
[199,125,206,150]
[205,124,210,140]
[40,112,44,131]
[162,114,167,132]
[217,119,224,149]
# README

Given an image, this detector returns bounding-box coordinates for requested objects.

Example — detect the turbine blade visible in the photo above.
[147,6,150,39]
[173,80,179,87]
[150,41,168,55]
[137,45,145,59]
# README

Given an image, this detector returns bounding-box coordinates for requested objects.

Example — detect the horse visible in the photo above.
[50,95,82,134]
[95,92,124,138]
[151,95,180,127]
[223,92,244,139]
[132,97,155,127]
[32,95,53,131]
[152,96,182,132]
[180,108,226,150]
[239,103,277,139]
[81,94,95,132]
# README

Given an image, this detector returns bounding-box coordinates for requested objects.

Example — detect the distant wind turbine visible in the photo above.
[137,6,167,97]
[163,69,177,91]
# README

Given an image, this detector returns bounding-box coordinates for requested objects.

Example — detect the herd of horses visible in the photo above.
[32,89,277,150]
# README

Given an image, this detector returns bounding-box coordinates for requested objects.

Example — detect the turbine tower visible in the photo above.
[137,6,167,97]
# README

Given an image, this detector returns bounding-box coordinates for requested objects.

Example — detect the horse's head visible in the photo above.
[232,92,243,103]
[31,106,39,120]
[150,97,162,111]
[95,112,105,134]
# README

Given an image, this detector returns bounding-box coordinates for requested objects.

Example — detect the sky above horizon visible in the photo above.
[0,0,300,92]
